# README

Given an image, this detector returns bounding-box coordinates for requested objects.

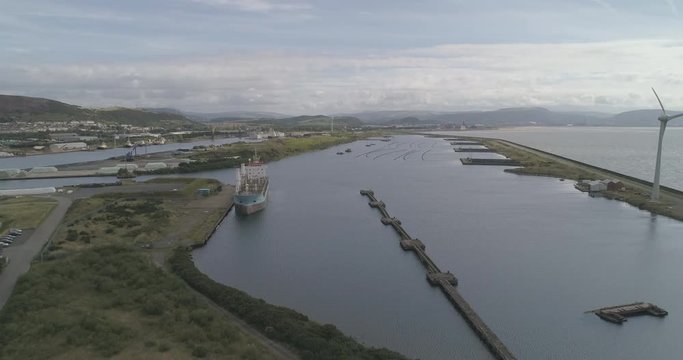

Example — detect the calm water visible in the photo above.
[0,137,242,169]
[4,132,683,359]
[0,137,243,190]
[434,127,683,190]
[192,135,683,360]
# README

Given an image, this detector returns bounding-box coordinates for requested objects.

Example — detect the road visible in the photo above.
[0,196,72,309]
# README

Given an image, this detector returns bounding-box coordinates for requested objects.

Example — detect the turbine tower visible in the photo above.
[651,88,683,200]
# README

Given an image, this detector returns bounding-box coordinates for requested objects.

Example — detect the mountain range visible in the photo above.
[0,95,202,129]
[2,94,681,129]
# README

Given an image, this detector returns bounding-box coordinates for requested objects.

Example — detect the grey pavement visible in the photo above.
[0,196,72,310]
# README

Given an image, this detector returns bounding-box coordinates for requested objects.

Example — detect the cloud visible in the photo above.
[590,0,615,12]
[665,0,679,15]
[189,0,311,12]
[3,40,683,113]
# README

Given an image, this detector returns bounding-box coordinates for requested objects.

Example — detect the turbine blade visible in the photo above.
[652,87,667,114]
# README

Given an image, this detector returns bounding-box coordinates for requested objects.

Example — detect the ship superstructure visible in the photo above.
[234,156,269,215]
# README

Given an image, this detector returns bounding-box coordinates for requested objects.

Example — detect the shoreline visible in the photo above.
[449,135,683,223]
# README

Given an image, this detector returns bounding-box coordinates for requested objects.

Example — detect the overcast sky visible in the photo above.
[2,0,683,114]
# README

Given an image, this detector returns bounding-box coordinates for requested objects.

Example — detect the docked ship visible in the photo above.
[234,156,269,215]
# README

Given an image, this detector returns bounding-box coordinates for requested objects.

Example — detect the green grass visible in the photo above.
[192,133,369,164]
[483,139,597,180]
[0,246,275,359]
[50,196,174,255]
[0,197,57,233]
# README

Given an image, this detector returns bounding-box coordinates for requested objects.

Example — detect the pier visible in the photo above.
[460,158,521,166]
[588,302,668,324]
[451,141,482,146]
[454,148,496,153]
[360,189,516,360]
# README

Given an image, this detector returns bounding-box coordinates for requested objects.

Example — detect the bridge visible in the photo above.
[360,189,516,360]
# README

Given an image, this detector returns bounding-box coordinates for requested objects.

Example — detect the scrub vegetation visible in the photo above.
[48,179,225,257]
[482,138,683,222]
[170,247,408,360]
[0,246,275,360]
[150,133,374,175]
[1,133,411,358]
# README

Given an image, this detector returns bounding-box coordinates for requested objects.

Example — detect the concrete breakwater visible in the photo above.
[454,148,496,152]
[360,189,516,360]
[460,158,521,166]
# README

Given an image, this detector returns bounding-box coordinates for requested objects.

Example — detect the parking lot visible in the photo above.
[1,228,27,249]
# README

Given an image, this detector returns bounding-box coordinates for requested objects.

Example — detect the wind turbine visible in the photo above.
[651,88,683,200]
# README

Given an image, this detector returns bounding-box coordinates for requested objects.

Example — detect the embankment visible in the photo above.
[478,137,683,222]
[169,248,407,360]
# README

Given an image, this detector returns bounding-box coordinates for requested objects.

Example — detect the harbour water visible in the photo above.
[3,132,683,359]
[0,137,242,190]
[0,137,242,169]
[192,135,683,360]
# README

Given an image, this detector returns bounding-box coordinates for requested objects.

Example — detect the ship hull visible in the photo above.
[234,200,267,215]
[234,184,268,216]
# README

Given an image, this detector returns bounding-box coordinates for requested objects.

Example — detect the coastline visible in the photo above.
[472,137,683,222]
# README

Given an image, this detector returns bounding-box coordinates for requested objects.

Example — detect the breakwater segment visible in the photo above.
[360,189,516,360]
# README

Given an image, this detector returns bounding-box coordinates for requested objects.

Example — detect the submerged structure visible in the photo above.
[589,302,668,324]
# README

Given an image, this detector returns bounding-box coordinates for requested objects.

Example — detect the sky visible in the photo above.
[1,0,683,114]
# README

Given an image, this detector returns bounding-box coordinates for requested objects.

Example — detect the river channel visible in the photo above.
[3,134,683,359]
[193,135,683,360]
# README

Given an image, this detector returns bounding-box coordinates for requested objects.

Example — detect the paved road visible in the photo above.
[0,196,72,309]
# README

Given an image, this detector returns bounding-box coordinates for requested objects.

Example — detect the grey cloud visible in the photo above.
[3,40,683,113]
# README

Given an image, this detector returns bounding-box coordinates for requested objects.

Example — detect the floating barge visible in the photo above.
[454,148,496,153]
[588,302,668,324]
[460,158,521,166]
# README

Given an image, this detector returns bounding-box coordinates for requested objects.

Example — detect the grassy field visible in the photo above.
[48,179,227,257]
[0,197,57,234]
[483,139,597,180]
[0,246,276,360]
[190,133,373,164]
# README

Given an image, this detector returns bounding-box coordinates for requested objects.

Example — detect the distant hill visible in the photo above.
[4,94,680,130]
[345,107,682,127]
[606,109,683,126]
[0,95,204,129]
[224,115,363,130]
[385,116,423,125]
[186,111,289,122]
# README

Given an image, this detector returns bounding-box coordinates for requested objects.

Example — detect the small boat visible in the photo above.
[336,152,344,155]
[345,148,352,153]
[97,142,108,149]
